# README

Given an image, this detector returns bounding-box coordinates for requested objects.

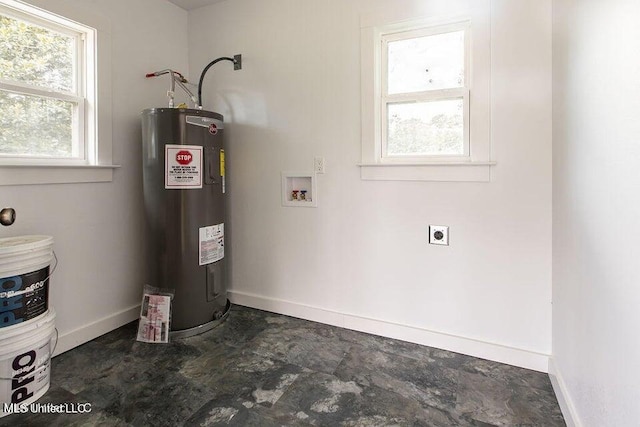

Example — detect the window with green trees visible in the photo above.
[382,23,469,160]
[0,3,90,162]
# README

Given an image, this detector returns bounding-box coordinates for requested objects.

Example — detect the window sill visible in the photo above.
[358,161,496,182]
[0,164,120,186]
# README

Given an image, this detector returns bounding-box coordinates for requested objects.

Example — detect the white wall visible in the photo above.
[2,0,189,354]
[551,0,640,424]
[188,0,553,371]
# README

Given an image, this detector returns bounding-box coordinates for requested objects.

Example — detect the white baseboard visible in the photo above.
[53,304,140,356]
[548,357,581,426]
[228,290,550,372]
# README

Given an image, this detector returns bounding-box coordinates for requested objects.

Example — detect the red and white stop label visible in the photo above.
[166,144,202,189]
[176,150,193,165]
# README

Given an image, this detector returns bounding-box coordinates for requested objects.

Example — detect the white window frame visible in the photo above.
[381,23,470,161]
[0,5,90,164]
[0,0,117,185]
[360,4,495,182]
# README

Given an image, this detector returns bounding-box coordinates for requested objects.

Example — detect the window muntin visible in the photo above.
[0,3,89,163]
[381,23,469,161]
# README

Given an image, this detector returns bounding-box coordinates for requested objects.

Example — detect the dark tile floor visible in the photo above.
[1,305,565,426]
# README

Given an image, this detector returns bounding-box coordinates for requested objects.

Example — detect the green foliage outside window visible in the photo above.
[0,14,76,158]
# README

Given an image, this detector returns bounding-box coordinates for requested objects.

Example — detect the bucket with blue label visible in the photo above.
[0,236,54,329]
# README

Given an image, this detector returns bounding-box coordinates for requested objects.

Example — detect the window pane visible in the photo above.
[388,30,464,95]
[387,99,464,156]
[0,14,75,92]
[0,91,75,158]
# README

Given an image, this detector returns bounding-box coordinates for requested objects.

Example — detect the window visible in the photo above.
[383,24,469,160]
[0,0,115,185]
[360,6,494,182]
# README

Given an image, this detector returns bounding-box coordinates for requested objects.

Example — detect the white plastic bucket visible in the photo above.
[0,308,56,418]
[0,236,54,329]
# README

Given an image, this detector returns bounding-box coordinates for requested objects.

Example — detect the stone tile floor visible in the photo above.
[1,305,565,426]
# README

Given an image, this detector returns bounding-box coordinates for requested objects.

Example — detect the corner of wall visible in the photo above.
[548,357,582,427]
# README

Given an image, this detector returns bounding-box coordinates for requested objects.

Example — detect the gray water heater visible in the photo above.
[141,108,229,338]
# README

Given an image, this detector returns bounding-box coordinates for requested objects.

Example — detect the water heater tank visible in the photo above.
[141,108,229,338]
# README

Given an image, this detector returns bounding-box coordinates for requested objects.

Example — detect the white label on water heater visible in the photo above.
[199,223,224,266]
[165,144,202,189]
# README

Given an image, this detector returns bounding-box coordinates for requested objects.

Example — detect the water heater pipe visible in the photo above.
[197,54,242,108]
[145,69,199,108]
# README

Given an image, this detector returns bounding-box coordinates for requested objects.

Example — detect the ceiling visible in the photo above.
[167,0,227,11]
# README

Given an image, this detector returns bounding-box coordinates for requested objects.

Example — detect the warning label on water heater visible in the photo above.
[199,223,224,266]
[165,144,202,189]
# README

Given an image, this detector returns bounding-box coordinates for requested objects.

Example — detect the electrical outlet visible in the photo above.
[429,225,449,246]
[314,157,325,174]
